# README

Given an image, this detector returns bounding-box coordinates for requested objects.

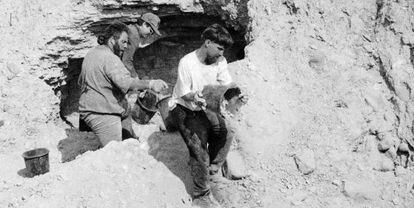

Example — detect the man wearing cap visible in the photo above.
[120,12,162,136]
[122,12,161,78]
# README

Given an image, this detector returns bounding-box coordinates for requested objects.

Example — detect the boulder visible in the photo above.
[342,179,380,201]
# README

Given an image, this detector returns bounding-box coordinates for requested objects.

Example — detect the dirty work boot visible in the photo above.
[209,168,230,184]
[192,194,222,208]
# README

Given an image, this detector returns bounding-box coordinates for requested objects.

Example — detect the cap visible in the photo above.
[141,13,161,36]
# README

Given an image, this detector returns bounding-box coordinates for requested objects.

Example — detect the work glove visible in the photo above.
[149,79,168,93]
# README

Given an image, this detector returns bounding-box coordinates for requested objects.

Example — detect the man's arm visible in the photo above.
[122,25,140,78]
[105,56,167,93]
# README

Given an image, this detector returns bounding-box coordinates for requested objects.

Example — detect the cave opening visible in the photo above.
[60,13,247,124]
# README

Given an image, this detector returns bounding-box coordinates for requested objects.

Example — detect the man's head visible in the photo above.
[98,21,129,57]
[136,13,161,38]
[201,24,234,64]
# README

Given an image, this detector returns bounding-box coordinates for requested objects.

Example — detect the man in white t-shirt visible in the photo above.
[168,24,234,208]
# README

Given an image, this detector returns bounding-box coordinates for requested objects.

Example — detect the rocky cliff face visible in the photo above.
[1,0,414,207]
[233,0,414,207]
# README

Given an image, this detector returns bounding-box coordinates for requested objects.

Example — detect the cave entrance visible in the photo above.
[60,14,246,124]
[132,14,246,88]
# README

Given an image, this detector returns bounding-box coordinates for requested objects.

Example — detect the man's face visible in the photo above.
[139,22,154,38]
[112,31,128,57]
[205,40,225,65]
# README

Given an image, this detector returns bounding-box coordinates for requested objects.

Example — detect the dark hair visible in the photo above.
[201,23,234,48]
[223,87,241,101]
[97,20,129,45]
[136,18,145,26]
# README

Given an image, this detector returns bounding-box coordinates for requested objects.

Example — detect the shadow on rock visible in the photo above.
[57,129,101,163]
[147,131,193,195]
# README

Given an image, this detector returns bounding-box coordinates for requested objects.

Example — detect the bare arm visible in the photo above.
[128,79,150,91]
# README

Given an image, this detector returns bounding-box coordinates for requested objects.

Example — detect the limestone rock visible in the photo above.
[373,155,395,172]
[293,149,316,175]
[342,179,380,201]
[223,150,248,180]
[385,147,397,160]
[6,62,21,80]
[377,132,394,152]
[394,166,407,177]
[397,142,409,153]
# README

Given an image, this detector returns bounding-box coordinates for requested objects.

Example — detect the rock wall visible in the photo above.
[228,0,414,207]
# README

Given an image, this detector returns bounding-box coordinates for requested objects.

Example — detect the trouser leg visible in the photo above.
[171,105,211,197]
[121,114,137,140]
[120,96,138,140]
[81,113,122,147]
[208,115,232,174]
[205,109,225,139]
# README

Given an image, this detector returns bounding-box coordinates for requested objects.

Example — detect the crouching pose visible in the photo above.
[167,23,236,208]
[78,21,167,146]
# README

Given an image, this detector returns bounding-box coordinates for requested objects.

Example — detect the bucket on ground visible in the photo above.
[132,91,158,124]
[22,148,50,176]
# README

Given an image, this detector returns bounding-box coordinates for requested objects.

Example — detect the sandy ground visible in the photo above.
[2,0,414,207]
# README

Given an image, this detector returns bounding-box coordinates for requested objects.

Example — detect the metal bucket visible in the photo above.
[132,91,158,124]
[22,148,50,177]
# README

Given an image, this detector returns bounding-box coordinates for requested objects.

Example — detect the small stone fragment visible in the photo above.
[377,133,393,152]
[394,166,406,177]
[293,149,316,175]
[385,147,397,160]
[398,142,409,153]
[223,150,248,180]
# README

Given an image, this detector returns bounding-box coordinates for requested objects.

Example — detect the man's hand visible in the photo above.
[149,79,168,93]
[194,92,207,109]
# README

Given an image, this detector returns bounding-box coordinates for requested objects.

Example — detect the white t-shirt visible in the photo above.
[169,50,232,111]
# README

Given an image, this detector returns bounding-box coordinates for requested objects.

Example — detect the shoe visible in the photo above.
[210,171,230,184]
[192,194,222,208]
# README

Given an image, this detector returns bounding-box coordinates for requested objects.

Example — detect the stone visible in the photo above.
[365,135,378,152]
[377,132,394,152]
[342,179,380,201]
[373,155,395,172]
[223,150,248,180]
[397,142,409,153]
[293,149,316,175]
[394,166,407,177]
[385,147,397,160]
[6,62,21,80]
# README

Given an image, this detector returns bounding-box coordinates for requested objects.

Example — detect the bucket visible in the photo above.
[22,148,50,176]
[131,91,158,124]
